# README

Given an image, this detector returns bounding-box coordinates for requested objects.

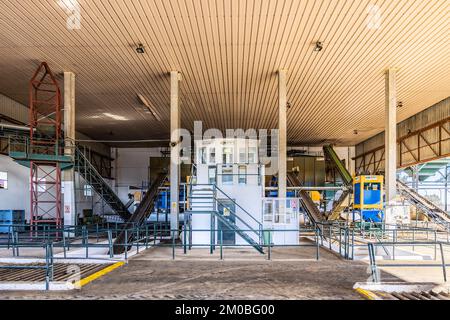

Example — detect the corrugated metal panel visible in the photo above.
[0,94,29,124]
[0,1,448,145]
[357,97,450,156]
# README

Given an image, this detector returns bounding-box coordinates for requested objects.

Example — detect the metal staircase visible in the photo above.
[74,147,131,221]
[188,184,264,254]
[397,180,450,230]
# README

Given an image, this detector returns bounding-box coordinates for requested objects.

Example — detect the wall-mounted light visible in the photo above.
[314,41,323,52]
[137,94,161,121]
[397,101,403,108]
[136,43,145,54]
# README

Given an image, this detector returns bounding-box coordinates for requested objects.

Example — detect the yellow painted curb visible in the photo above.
[74,262,125,288]
[355,287,380,300]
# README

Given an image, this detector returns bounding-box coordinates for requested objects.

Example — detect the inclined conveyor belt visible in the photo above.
[323,145,353,220]
[287,172,324,230]
[113,171,168,254]
[397,180,450,229]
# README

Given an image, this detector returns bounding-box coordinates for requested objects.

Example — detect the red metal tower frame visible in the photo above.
[29,62,63,230]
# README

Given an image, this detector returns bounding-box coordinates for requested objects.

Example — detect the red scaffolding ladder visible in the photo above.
[28,62,63,231]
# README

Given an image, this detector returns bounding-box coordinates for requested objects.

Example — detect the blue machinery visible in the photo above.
[353,175,384,222]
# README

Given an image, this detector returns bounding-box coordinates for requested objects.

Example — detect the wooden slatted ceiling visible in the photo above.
[0,0,448,145]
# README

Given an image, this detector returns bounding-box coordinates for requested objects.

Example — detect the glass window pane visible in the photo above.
[239,148,246,163]
[222,167,233,185]
[0,171,7,189]
[248,147,257,163]
[238,165,247,184]
[209,148,216,164]
[208,167,216,184]
[200,147,207,164]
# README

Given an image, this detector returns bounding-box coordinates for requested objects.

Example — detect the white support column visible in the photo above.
[278,70,287,199]
[63,72,76,228]
[170,71,181,238]
[385,68,397,206]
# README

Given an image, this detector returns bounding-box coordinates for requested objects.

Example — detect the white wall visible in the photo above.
[0,154,113,223]
[111,147,164,204]
[0,154,30,219]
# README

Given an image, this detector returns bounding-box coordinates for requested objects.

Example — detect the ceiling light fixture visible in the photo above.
[314,41,323,52]
[397,101,403,108]
[137,94,161,121]
[103,113,128,121]
[136,43,145,54]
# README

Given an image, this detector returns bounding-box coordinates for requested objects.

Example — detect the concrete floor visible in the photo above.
[0,245,401,300]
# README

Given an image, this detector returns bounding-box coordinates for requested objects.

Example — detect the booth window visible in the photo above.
[239,147,246,163]
[222,147,233,164]
[248,147,257,163]
[209,147,216,164]
[238,165,247,184]
[222,167,233,185]
[208,166,216,185]
[0,171,7,189]
[200,147,207,164]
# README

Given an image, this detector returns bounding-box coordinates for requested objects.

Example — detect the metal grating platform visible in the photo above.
[0,263,109,282]
[374,290,450,300]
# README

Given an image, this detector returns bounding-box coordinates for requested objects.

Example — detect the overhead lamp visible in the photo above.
[137,94,161,121]
[136,43,145,54]
[313,41,323,52]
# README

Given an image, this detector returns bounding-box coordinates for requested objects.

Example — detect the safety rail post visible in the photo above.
[220,229,223,260]
[392,229,396,260]
[67,227,71,251]
[339,227,342,256]
[145,225,149,249]
[124,229,128,262]
[136,227,140,254]
[45,243,50,292]
[267,230,271,261]
[154,223,157,244]
[439,243,447,282]
[12,230,17,257]
[7,225,12,250]
[96,224,99,243]
[172,230,176,260]
[344,227,348,259]
[434,230,437,261]
[62,231,67,259]
[368,243,379,283]
[50,242,54,280]
[183,225,187,254]
[329,225,332,250]
[108,230,113,258]
[316,228,320,261]
[83,226,89,259]
[351,228,355,260]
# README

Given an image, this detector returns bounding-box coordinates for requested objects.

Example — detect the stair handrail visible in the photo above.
[213,201,261,242]
[213,211,263,252]
[213,184,263,229]
[74,145,130,216]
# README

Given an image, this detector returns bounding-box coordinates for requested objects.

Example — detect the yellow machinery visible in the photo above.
[353,175,384,222]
